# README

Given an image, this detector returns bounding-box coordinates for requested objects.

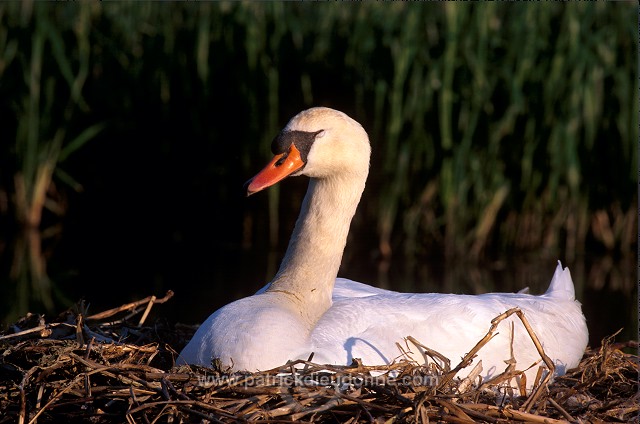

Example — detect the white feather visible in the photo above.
[179,108,588,390]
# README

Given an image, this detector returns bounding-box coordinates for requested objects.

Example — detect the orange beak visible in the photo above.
[245,144,305,196]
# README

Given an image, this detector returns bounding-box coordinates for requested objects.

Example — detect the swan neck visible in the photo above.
[268,172,366,326]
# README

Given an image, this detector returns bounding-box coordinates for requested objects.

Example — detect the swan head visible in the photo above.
[246,107,371,195]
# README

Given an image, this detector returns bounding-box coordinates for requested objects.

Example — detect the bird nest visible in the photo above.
[0,292,637,423]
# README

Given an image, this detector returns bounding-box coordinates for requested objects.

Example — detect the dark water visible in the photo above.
[2,225,634,350]
[162,250,637,349]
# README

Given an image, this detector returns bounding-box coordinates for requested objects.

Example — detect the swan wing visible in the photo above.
[310,291,587,381]
[332,278,398,298]
[256,278,397,298]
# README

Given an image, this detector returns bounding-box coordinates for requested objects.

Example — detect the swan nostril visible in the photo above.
[275,150,290,167]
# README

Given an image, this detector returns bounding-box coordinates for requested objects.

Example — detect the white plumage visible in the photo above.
[179,107,588,389]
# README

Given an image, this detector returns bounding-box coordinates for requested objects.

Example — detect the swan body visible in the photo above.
[179,107,588,389]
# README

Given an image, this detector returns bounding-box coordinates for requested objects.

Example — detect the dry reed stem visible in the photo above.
[405,335,452,373]
[0,323,55,341]
[436,306,555,402]
[87,291,174,321]
[1,294,637,423]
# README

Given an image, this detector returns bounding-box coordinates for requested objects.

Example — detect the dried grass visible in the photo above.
[0,293,637,423]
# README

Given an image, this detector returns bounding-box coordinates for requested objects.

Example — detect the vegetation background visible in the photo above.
[0,3,637,345]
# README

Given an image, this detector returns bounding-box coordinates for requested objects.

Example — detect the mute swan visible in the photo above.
[179,107,588,389]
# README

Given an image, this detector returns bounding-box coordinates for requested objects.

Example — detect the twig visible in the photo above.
[149,404,173,424]
[510,308,555,412]
[436,399,475,422]
[0,323,71,341]
[35,384,45,411]
[83,337,94,403]
[28,374,85,424]
[290,394,343,421]
[128,399,240,419]
[176,406,226,424]
[145,372,192,382]
[66,352,162,391]
[5,289,633,424]
[437,319,501,388]
[406,335,452,373]
[82,324,115,343]
[138,296,156,327]
[438,306,555,405]
[456,360,483,395]
[269,391,307,418]
[548,397,575,422]
[75,311,84,345]
[500,406,569,423]
[456,403,500,423]
[88,291,174,321]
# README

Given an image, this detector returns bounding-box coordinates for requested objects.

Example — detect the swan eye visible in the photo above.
[271,129,324,164]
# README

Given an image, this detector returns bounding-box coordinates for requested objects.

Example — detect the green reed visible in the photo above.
[1,2,636,283]
[2,2,104,315]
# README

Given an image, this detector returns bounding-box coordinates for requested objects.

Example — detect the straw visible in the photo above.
[1,293,636,423]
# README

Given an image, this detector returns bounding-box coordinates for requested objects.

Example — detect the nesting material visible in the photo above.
[0,293,637,423]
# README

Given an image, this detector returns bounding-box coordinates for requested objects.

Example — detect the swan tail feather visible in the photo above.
[544,260,576,300]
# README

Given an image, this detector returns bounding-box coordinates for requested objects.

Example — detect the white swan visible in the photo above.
[179,107,588,389]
